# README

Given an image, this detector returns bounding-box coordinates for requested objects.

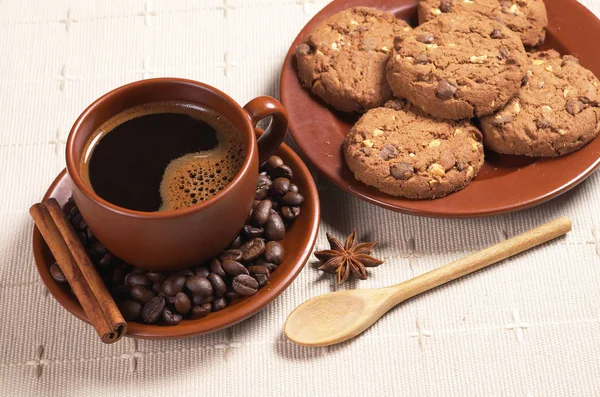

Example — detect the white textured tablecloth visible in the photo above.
[2,1,600,396]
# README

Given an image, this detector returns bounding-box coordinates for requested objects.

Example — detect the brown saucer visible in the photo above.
[280,0,600,218]
[32,140,320,339]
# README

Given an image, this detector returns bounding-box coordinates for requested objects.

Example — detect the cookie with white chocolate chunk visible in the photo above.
[295,7,411,113]
[386,13,527,120]
[418,0,548,48]
[480,50,600,157]
[343,100,484,199]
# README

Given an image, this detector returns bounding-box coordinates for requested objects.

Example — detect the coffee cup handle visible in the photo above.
[243,96,289,165]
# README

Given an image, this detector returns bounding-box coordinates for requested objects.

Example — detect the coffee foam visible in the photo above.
[158,128,245,211]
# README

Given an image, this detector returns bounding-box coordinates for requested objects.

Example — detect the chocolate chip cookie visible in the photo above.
[480,50,600,157]
[386,13,527,120]
[418,0,548,48]
[343,100,484,199]
[296,7,411,113]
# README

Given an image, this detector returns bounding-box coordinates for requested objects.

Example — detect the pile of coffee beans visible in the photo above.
[50,155,304,325]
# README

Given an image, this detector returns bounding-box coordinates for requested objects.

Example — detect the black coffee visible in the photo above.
[82,101,246,212]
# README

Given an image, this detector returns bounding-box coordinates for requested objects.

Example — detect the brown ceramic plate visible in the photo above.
[32,140,320,339]
[281,0,600,217]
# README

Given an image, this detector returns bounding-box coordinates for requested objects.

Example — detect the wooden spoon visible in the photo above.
[285,217,571,347]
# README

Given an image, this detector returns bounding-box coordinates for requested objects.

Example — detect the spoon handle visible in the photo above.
[389,217,572,304]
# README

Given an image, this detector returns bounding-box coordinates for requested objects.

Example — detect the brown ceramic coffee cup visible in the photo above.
[66,78,288,270]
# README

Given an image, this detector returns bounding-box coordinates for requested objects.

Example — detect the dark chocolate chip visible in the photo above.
[378,144,399,160]
[390,162,414,180]
[436,80,456,99]
[566,99,584,115]
[490,28,503,39]
[439,0,453,12]
[416,33,435,44]
[296,43,312,56]
[414,53,429,65]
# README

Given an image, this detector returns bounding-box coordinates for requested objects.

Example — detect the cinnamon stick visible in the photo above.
[30,199,126,343]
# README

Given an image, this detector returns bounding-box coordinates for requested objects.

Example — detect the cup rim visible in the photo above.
[65,78,256,219]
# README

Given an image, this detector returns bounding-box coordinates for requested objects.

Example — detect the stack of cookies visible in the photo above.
[295,5,600,199]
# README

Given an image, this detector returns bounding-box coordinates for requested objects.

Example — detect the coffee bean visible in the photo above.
[189,303,212,319]
[436,80,456,99]
[281,191,304,207]
[110,285,131,301]
[566,99,584,115]
[174,292,191,314]
[265,156,284,173]
[281,206,300,221]
[146,271,165,284]
[141,296,165,324]
[264,241,284,265]
[209,258,226,277]
[270,178,290,198]
[241,238,266,262]
[185,275,213,296]
[416,33,434,44]
[68,205,79,221]
[262,262,278,273]
[228,235,243,249]
[118,300,142,321]
[212,297,228,312]
[96,253,116,269]
[439,0,453,12]
[490,28,503,39]
[208,273,227,296]
[77,231,88,246]
[125,272,151,287]
[243,225,264,239]
[232,274,259,296]
[270,199,280,211]
[272,165,293,180]
[130,285,155,305]
[222,259,249,276]
[288,184,299,193]
[264,213,285,241]
[49,262,67,283]
[112,264,129,285]
[225,290,240,300]
[248,265,270,287]
[85,227,96,243]
[390,162,414,180]
[252,199,273,226]
[194,266,210,278]
[192,294,215,305]
[89,241,108,259]
[165,294,176,305]
[71,212,87,231]
[255,175,272,200]
[162,275,186,296]
[131,267,146,273]
[162,308,183,325]
[178,269,194,277]
[219,249,243,262]
[152,282,163,295]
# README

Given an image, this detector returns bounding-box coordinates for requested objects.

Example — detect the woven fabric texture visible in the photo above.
[1,1,600,396]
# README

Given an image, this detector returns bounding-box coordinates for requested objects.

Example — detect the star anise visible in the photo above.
[314,230,383,284]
